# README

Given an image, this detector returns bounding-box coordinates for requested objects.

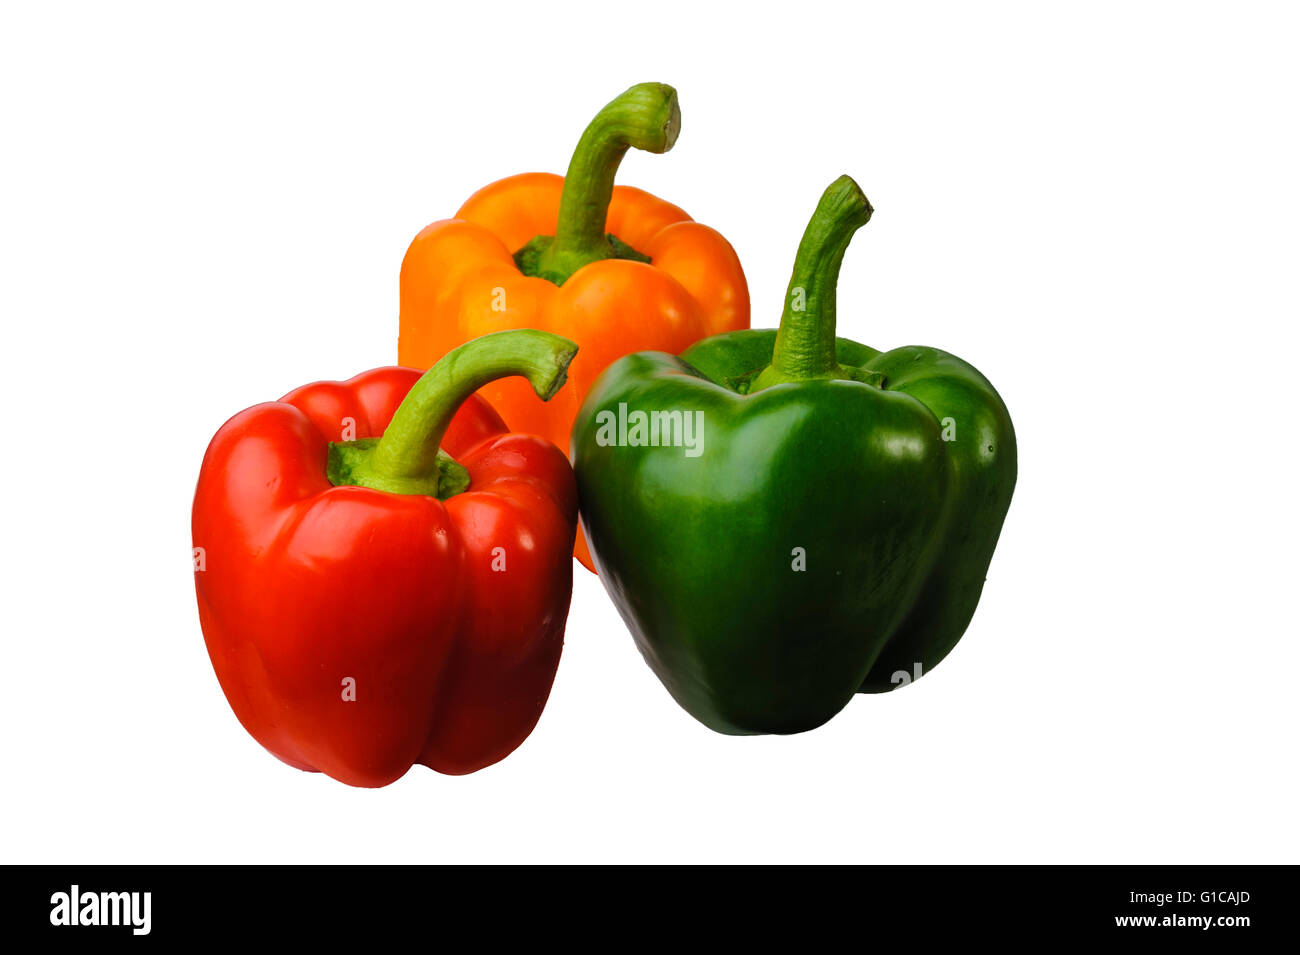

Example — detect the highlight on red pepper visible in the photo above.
[192,330,580,786]
[397,81,750,571]
[573,176,1018,735]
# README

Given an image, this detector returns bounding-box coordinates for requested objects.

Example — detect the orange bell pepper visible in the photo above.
[398,83,750,569]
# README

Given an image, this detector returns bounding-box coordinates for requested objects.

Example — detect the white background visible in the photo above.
[2,1,1297,863]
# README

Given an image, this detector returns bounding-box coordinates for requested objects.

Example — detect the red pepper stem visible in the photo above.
[329,330,577,498]
[751,176,873,392]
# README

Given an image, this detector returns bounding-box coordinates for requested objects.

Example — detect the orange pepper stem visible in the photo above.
[520,83,679,285]
[751,176,874,392]
[326,330,578,499]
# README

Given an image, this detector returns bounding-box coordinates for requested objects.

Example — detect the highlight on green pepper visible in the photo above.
[572,174,1017,735]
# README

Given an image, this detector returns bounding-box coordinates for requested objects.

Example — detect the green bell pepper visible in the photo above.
[572,175,1017,735]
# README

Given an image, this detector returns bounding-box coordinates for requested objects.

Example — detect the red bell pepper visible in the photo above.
[192,330,579,786]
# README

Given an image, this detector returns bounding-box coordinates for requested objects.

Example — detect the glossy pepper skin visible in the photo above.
[572,177,1017,735]
[193,331,579,785]
[398,83,749,569]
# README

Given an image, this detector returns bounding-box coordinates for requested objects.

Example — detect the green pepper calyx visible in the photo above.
[750,175,874,393]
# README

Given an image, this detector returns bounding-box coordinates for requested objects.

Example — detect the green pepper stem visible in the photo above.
[328,330,577,498]
[751,176,873,391]
[530,83,679,283]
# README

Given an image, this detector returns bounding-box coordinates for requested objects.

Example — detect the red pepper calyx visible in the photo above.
[327,329,578,499]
